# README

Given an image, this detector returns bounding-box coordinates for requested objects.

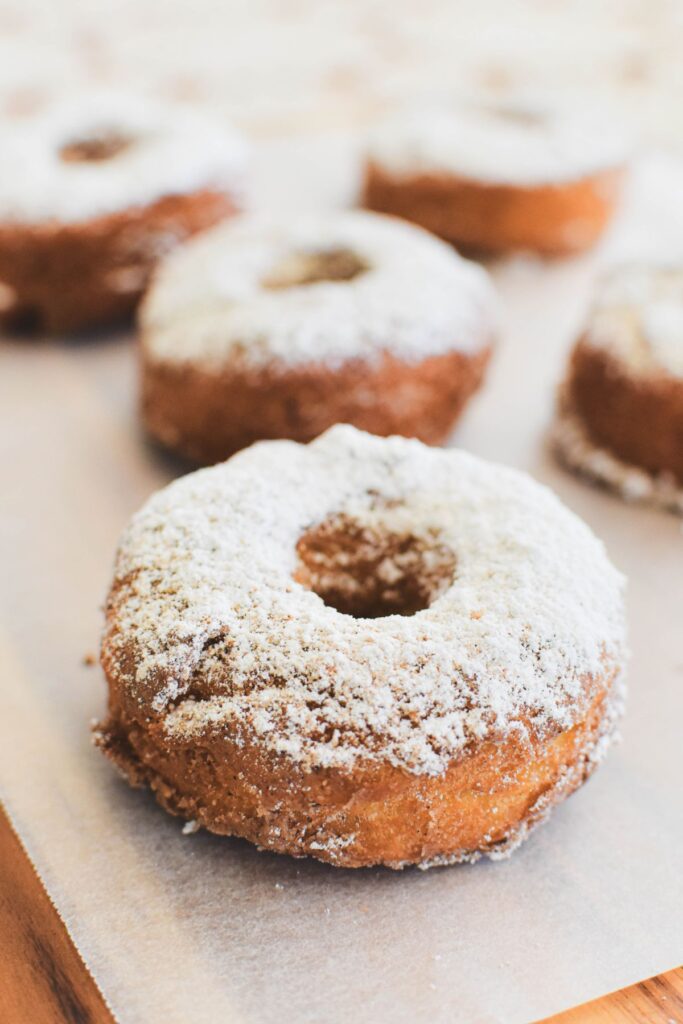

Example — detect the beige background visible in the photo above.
[2,0,683,146]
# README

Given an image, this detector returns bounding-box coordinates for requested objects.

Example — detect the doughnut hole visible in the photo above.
[59,130,133,163]
[0,281,44,334]
[294,512,456,618]
[262,248,368,290]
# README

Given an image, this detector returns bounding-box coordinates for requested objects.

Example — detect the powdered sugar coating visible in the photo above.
[0,91,247,224]
[104,425,626,776]
[367,100,631,186]
[140,211,496,370]
[586,265,683,380]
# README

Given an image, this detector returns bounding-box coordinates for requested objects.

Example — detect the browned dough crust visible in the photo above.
[141,345,492,465]
[0,189,237,334]
[362,164,623,256]
[565,337,683,486]
[95,671,618,869]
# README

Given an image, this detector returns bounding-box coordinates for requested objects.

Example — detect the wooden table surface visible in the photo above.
[1,804,680,1024]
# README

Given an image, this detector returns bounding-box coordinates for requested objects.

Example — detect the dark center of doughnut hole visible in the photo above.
[294,513,456,618]
[0,281,44,335]
[262,248,368,290]
[59,130,133,163]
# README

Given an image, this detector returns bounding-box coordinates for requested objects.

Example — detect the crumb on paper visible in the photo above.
[182,819,199,835]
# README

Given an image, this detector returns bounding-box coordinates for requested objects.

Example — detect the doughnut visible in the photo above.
[0,92,246,334]
[553,265,683,513]
[95,425,627,869]
[362,101,630,255]
[139,211,496,464]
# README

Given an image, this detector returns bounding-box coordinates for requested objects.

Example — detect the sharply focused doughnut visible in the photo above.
[139,211,496,464]
[0,92,246,333]
[96,425,627,869]
[553,265,683,513]
[362,100,630,255]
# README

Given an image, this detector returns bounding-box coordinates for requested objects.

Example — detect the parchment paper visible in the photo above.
[1,134,682,1024]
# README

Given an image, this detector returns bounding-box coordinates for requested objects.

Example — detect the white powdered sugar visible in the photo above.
[552,398,683,515]
[367,99,631,186]
[586,265,683,380]
[0,91,247,224]
[140,211,496,370]
[104,425,626,776]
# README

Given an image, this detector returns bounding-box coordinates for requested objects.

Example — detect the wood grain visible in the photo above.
[0,804,114,1024]
[537,967,683,1022]
[0,791,679,1024]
